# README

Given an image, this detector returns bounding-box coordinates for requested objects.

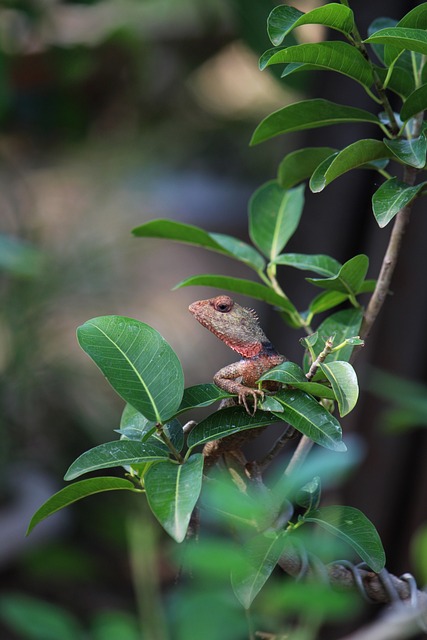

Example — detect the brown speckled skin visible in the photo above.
[189,295,285,413]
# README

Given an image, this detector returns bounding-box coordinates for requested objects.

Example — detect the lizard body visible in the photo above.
[189,295,285,413]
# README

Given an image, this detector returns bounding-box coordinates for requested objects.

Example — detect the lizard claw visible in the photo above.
[238,389,265,416]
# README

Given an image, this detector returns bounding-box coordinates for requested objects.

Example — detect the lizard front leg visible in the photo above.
[214,362,264,415]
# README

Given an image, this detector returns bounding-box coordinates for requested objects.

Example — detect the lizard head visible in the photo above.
[189,295,270,357]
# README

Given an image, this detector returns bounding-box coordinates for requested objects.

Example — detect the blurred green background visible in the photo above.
[1,0,427,638]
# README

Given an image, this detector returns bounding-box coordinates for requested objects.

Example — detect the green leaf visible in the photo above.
[259,361,336,400]
[278,147,336,189]
[320,361,359,417]
[251,100,380,146]
[364,27,427,57]
[308,309,363,366]
[64,441,169,481]
[27,477,138,535]
[0,594,83,640]
[267,3,354,46]
[308,290,349,316]
[401,83,427,120]
[273,253,341,277]
[232,532,288,608]
[273,389,346,451]
[178,384,233,414]
[132,219,265,273]
[372,177,426,228]
[306,254,369,297]
[249,181,305,260]
[174,275,300,320]
[77,316,184,423]
[260,42,373,89]
[374,64,415,100]
[144,454,204,542]
[118,404,155,441]
[305,506,386,572]
[383,133,427,168]
[296,476,321,512]
[309,140,392,193]
[187,406,275,449]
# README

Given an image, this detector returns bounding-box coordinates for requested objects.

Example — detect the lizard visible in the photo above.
[189,294,286,414]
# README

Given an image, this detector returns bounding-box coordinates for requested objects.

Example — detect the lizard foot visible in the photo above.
[238,389,265,416]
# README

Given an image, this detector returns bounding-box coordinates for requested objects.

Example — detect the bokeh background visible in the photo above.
[1,0,426,638]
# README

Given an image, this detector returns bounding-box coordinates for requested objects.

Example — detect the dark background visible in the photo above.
[0,0,426,638]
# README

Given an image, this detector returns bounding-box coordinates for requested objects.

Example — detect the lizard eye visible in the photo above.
[213,296,234,313]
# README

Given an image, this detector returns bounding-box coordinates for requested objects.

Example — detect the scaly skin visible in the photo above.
[189,295,285,414]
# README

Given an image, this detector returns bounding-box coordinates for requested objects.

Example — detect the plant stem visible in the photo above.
[156,424,184,463]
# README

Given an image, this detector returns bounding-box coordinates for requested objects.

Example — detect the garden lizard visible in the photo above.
[189,295,285,414]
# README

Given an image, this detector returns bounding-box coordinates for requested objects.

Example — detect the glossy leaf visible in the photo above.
[372,178,426,228]
[401,83,427,120]
[232,532,288,608]
[132,219,265,273]
[259,361,336,400]
[77,316,184,423]
[249,181,305,260]
[27,477,138,534]
[306,254,369,296]
[308,290,349,316]
[178,384,233,414]
[144,454,204,542]
[278,147,336,189]
[305,506,386,572]
[310,140,392,192]
[307,309,363,367]
[187,406,276,449]
[267,3,354,46]
[260,42,373,89]
[296,476,321,512]
[273,253,341,277]
[118,404,155,441]
[251,100,380,146]
[273,389,346,451]
[64,441,169,481]
[174,275,300,319]
[383,133,427,168]
[320,361,359,416]
[374,64,415,99]
[364,27,427,58]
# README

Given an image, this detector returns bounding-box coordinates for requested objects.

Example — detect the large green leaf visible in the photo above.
[178,384,233,414]
[144,454,204,542]
[232,532,288,609]
[278,147,336,189]
[372,177,426,228]
[273,253,341,277]
[320,361,359,417]
[118,403,156,441]
[187,406,275,449]
[364,27,427,57]
[306,254,369,297]
[77,316,184,423]
[272,389,346,451]
[260,42,373,89]
[374,64,415,99]
[132,219,265,273]
[64,441,169,481]
[259,361,336,400]
[309,140,392,192]
[383,133,427,168]
[251,100,380,146]
[27,477,138,535]
[249,181,305,260]
[267,3,354,46]
[174,274,300,320]
[305,506,386,572]
[401,83,427,120]
[308,291,349,317]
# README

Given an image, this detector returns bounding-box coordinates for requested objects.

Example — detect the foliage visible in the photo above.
[26,2,427,638]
